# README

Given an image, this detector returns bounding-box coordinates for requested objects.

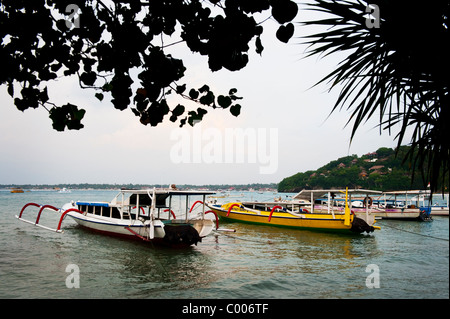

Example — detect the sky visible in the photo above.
[0,4,410,186]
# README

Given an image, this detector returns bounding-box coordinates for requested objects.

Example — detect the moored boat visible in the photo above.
[293,188,383,228]
[299,189,435,221]
[376,190,435,220]
[207,188,380,234]
[430,205,449,216]
[16,187,217,247]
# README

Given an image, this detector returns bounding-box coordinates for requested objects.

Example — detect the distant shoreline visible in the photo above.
[0,183,280,192]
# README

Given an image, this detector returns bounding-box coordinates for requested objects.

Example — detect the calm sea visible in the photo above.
[0,189,448,301]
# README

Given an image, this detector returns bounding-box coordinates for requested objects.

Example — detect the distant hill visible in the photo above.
[278,146,426,192]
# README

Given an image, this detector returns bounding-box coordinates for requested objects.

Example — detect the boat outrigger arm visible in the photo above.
[15,202,83,233]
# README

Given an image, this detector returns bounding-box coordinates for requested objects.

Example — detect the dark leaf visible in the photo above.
[176,84,186,94]
[271,0,298,24]
[143,99,170,126]
[187,108,208,125]
[95,93,104,101]
[255,36,264,55]
[131,107,140,117]
[50,63,62,72]
[39,87,49,104]
[80,72,97,86]
[102,83,113,92]
[218,95,232,108]
[276,23,294,43]
[229,88,238,95]
[199,91,215,105]
[198,84,210,93]
[170,104,185,122]
[49,104,85,131]
[189,88,199,99]
[172,104,185,116]
[7,83,14,97]
[230,104,241,117]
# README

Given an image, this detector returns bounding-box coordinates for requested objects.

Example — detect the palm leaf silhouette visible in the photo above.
[303,0,449,193]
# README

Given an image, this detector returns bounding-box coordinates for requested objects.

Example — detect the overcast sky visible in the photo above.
[0,5,409,186]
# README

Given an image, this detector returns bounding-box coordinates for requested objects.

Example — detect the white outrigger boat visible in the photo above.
[16,187,219,247]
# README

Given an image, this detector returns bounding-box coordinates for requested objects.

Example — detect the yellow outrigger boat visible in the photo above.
[207,188,381,234]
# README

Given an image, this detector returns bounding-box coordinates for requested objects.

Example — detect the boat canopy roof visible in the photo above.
[242,201,307,206]
[119,188,215,196]
[109,188,216,208]
[293,189,382,201]
[382,190,431,195]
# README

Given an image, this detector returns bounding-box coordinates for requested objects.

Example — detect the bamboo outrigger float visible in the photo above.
[16,187,220,247]
[207,188,381,234]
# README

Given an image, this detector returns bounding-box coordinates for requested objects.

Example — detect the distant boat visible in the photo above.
[58,188,71,193]
[10,187,24,193]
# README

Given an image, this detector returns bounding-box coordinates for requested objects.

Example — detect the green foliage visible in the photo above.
[278,146,431,192]
[1,0,298,131]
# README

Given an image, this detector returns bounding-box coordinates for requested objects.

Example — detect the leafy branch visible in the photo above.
[1,0,298,131]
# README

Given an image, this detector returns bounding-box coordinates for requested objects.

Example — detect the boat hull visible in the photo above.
[68,212,165,239]
[67,211,213,246]
[430,207,449,216]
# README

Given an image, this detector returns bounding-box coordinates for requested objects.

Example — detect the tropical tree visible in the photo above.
[302,0,449,193]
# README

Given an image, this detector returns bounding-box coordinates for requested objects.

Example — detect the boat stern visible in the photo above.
[350,216,379,233]
[191,219,215,237]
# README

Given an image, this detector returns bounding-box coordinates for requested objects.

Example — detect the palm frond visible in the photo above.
[303,0,450,193]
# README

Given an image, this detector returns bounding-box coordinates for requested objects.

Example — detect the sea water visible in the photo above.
[0,189,448,300]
